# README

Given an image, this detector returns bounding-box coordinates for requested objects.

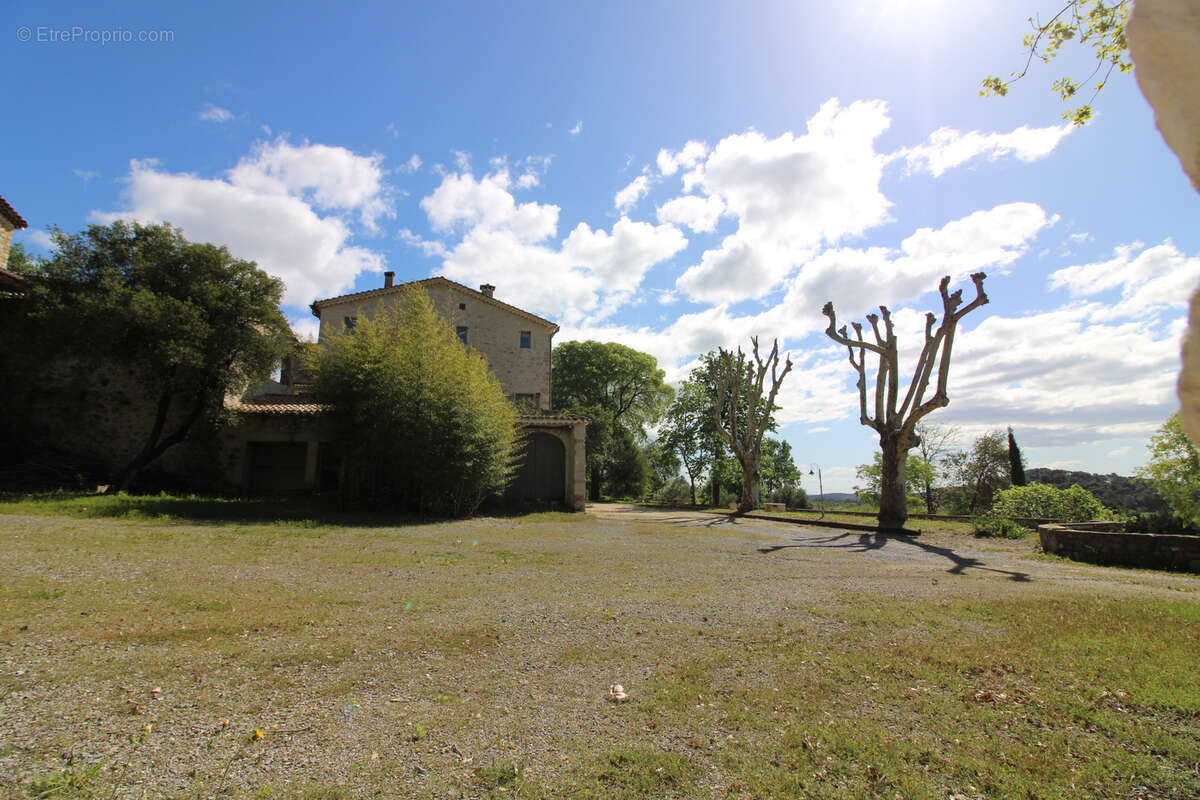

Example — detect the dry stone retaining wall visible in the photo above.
[1038,522,1200,573]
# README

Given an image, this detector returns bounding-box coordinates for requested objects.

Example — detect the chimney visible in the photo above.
[480,283,495,297]
[384,271,395,288]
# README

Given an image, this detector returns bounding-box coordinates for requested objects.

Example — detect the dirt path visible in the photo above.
[586,502,1200,595]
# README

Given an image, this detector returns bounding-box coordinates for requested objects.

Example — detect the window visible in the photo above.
[456,325,468,344]
[513,393,539,410]
[344,316,357,332]
[459,303,466,310]
[519,330,531,348]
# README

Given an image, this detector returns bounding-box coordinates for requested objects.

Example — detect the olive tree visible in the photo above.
[823,274,989,530]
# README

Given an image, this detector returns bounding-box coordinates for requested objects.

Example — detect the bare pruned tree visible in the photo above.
[709,337,793,512]
[823,273,989,530]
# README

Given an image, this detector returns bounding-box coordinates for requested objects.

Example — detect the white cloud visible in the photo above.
[562,216,687,294]
[73,169,99,182]
[289,315,320,343]
[570,120,583,136]
[199,104,233,123]
[675,99,894,303]
[898,123,1074,177]
[399,153,422,173]
[421,170,558,242]
[784,236,1195,456]
[227,139,393,231]
[397,228,446,257]
[777,202,1053,332]
[1048,241,1200,320]
[656,193,725,233]
[20,229,55,251]
[425,166,684,326]
[453,150,471,171]
[91,141,394,306]
[657,141,708,176]
[614,174,651,212]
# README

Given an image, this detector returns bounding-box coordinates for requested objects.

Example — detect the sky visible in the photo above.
[5,1,1199,493]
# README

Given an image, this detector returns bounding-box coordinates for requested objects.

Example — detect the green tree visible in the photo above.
[854,452,932,508]
[660,376,720,505]
[1007,426,1028,486]
[944,431,1012,514]
[992,482,1110,522]
[1138,414,1200,526]
[604,429,653,499]
[5,240,35,273]
[982,0,1131,125]
[760,437,801,497]
[1,221,291,490]
[307,287,518,516]
[644,438,681,497]
[551,341,673,500]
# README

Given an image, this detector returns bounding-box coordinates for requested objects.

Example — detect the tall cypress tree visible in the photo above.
[1007,427,1027,486]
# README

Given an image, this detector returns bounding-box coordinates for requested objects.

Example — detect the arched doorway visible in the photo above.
[507,432,566,504]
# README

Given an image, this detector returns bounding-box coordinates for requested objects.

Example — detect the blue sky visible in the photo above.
[6,1,1199,492]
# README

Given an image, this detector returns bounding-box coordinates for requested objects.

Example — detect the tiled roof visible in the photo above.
[228,394,329,414]
[519,410,591,424]
[0,195,27,229]
[0,268,27,293]
[310,276,559,331]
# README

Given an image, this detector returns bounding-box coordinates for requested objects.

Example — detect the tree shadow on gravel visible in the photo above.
[760,532,1032,582]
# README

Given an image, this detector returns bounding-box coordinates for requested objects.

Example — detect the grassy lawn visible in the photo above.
[1,494,1198,799]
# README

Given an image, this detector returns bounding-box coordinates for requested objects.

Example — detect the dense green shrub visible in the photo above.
[656,476,693,506]
[307,287,518,517]
[767,485,809,509]
[972,516,1027,539]
[991,482,1112,522]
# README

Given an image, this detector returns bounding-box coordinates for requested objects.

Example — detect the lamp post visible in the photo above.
[808,464,825,519]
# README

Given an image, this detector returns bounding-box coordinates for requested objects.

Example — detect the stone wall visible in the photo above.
[0,215,15,271]
[1038,523,1200,573]
[4,358,223,488]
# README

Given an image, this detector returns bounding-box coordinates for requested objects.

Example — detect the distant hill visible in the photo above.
[814,492,859,504]
[1024,468,1166,513]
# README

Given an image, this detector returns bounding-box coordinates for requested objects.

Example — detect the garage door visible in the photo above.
[248,441,308,494]
[507,433,565,504]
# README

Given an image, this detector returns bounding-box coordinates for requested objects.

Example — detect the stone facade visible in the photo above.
[310,276,556,410]
[0,193,29,292]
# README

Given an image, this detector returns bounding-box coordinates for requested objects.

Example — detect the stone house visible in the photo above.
[227,274,588,510]
[0,194,29,294]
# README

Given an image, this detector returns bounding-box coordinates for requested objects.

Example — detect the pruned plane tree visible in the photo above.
[822,273,989,530]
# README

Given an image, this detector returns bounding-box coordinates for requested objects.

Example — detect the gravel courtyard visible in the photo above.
[2,503,1197,798]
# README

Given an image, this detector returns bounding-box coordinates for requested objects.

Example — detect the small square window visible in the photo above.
[513,393,539,410]
[344,316,357,332]
[459,303,466,310]
[519,330,531,349]
[456,325,469,344]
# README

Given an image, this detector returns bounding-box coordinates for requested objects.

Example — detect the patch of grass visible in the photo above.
[475,760,526,793]
[568,748,701,799]
[973,515,1028,538]
[27,761,103,798]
